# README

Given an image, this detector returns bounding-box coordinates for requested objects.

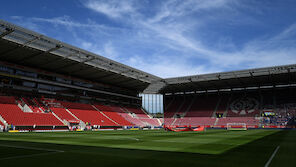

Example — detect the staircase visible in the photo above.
[65,109,80,121]
[0,115,8,126]
[171,118,177,126]
[120,107,147,126]
[21,97,42,113]
[165,98,174,111]
[157,118,162,126]
[214,118,219,126]
[212,97,222,117]
[52,112,65,125]
[182,96,196,117]
[141,108,152,118]
[91,105,119,125]
[173,99,186,117]
[223,95,233,117]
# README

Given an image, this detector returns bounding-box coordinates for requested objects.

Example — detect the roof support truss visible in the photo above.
[0,28,14,38]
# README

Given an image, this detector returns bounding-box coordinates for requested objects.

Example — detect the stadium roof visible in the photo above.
[144,64,296,94]
[0,19,161,92]
[1,19,296,95]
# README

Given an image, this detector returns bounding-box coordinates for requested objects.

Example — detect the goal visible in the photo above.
[227,123,247,130]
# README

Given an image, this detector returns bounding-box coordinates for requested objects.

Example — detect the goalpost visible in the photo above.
[227,123,247,130]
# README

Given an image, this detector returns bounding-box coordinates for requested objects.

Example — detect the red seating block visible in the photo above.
[94,105,133,126]
[0,103,64,126]
[216,117,259,126]
[51,107,79,122]
[69,108,116,126]
[125,107,150,118]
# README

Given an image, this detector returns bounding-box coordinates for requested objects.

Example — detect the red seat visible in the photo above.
[51,107,79,122]
[60,102,117,126]
[69,109,117,126]
[0,103,64,126]
[125,107,150,118]
[95,105,133,126]
[216,117,259,126]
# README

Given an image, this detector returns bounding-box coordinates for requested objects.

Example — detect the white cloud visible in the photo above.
[81,0,296,77]
[137,1,296,73]
[9,16,44,34]
[10,1,296,78]
[122,54,221,78]
[101,42,119,60]
[30,16,119,32]
[84,0,136,19]
[80,41,119,61]
[147,0,233,24]
[81,41,93,50]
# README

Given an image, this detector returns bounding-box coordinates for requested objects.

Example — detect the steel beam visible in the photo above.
[0,28,14,38]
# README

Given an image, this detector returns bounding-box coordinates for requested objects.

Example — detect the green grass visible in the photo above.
[0,129,295,167]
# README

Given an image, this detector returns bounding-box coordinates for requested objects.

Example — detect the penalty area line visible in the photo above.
[264,145,280,167]
[0,151,64,160]
[0,144,65,160]
[0,144,64,153]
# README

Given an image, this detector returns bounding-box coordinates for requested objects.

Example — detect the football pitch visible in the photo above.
[0,129,295,167]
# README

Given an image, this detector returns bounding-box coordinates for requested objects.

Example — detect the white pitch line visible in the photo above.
[264,146,280,167]
[0,144,65,161]
[0,144,64,153]
[0,151,62,160]
[130,138,140,141]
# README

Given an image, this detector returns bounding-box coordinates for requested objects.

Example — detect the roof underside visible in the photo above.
[0,20,161,92]
[159,64,296,93]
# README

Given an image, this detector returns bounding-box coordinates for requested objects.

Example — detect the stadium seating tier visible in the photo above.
[51,107,79,122]
[0,103,64,126]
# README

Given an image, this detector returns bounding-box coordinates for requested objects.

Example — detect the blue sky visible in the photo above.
[1,0,296,78]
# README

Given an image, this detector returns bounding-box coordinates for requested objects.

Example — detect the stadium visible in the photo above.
[0,3,296,166]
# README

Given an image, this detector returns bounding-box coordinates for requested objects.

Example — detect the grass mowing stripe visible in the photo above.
[0,130,294,167]
[0,130,281,155]
[264,146,280,167]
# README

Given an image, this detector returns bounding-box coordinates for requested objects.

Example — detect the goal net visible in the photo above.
[227,123,247,130]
